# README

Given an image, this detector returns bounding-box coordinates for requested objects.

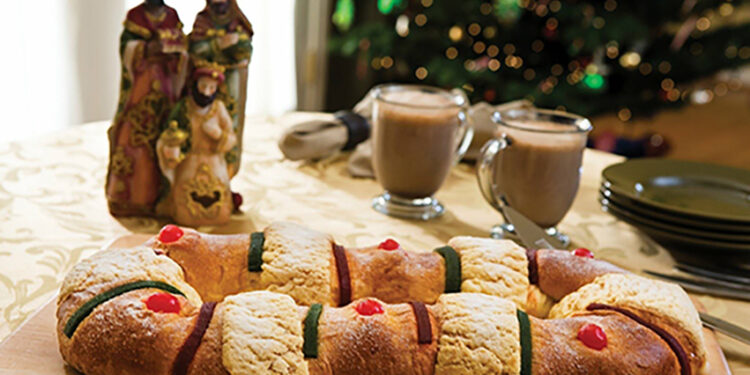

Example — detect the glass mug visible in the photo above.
[476,108,592,245]
[371,84,474,220]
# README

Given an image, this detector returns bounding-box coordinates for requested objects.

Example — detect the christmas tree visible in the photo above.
[329,0,750,118]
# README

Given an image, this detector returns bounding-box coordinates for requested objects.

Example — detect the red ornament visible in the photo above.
[355,299,385,316]
[659,89,669,101]
[592,131,618,153]
[578,56,593,68]
[572,248,594,258]
[484,89,497,103]
[578,323,607,350]
[378,239,400,251]
[542,27,558,39]
[475,56,490,71]
[158,224,184,243]
[232,192,243,212]
[145,293,181,314]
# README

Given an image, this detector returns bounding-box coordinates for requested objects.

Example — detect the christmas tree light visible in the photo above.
[329,0,750,118]
[583,73,605,90]
[332,0,354,31]
[378,0,404,14]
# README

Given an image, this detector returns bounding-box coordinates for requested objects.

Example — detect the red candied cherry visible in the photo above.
[378,239,400,251]
[145,293,181,314]
[572,247,594,258]
[232,192,243,212]
[158,224,184,243]
[578,323,607,350]
[355,299,385,316]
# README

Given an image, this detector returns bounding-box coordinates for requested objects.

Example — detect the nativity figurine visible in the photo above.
[106,0,189,216]
[156,62,237,226]
[189,0,253,178]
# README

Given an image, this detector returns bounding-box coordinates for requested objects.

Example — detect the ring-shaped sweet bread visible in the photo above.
[57,222,706,375]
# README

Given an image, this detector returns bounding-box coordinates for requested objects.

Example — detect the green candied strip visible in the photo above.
[303,303,323,358]
[248,232,265,272]
[434,246,461,293]
[517,309,532,375]
[63,281,185,338]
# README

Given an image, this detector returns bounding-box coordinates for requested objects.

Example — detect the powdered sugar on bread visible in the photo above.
[222,291,307,375]
[261,222,336,306]
[58,246,201,307]
[435,293,521,375]
[449,237,529,308]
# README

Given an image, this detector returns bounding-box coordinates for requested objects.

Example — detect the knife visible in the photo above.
[643,270,750,294]
[675,263,750,287]
[700,312,750,346]
[501,203,560,249]
[643,270,750,302]
[475,144,565,249]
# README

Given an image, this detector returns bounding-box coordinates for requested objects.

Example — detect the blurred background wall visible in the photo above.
[1,1,83,141]
[2,0,296,142]
[2,0,749,169]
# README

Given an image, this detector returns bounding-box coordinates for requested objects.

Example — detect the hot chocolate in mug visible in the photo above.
[476,108,592,245]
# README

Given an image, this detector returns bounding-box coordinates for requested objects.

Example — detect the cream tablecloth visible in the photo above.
[0,113,748,372]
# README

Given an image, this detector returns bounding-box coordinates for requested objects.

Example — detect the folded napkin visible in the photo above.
[277,111,370,161]
[278,89,533,178]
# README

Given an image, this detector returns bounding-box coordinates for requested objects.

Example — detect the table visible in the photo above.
[0,113,748,373]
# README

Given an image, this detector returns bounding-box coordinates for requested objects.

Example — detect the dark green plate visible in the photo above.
[599,185,750,234]
[601,197,750,268]
[599,191,750,243]
[600,197,750,252]
[602,159,750,223]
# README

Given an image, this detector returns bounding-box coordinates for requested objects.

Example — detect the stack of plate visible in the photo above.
[599,159,750,267]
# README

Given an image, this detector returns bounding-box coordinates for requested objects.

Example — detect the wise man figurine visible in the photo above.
[106,0,189,216]
[189,0,253,178]
[156,62,237,227]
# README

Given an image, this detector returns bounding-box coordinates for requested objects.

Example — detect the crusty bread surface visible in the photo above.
[58,246,201,307]
[56,225,708,375]
[146,229,261,302]
[535,249,626,300]
[434,293,521,375]
[308,299,438,375]
[531,311,680,374]
[222,291,308,375]
[549,273,706,373]
[449,237,529,309]
[261,222,338,306]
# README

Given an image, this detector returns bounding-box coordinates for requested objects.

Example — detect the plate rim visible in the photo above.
[599,191,750,243]
[600,197,750,252]
[600,185,750,234]
[602,159,750,223]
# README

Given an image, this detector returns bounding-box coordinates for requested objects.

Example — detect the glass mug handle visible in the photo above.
[452,89,474,165]
[453,110,475,165]
[476,136,510,212]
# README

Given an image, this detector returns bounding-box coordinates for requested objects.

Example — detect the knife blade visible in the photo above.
[502,204,559,250]
[643,270,750,293]
[675,263,750,287]
[643,270,750,302]
[700,312,750,346]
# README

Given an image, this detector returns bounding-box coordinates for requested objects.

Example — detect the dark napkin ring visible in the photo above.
[335,111,370,151]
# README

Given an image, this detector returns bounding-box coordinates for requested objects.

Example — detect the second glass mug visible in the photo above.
[371,84,474,220]
[476,108,593,246]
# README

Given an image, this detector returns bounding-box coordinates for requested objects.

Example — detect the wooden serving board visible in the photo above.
[0,235,733,375]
